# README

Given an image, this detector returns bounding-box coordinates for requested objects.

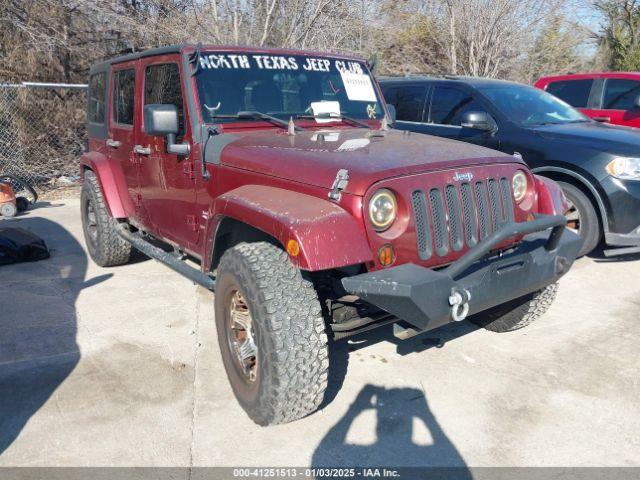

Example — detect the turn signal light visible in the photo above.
[378,244,395,267]
[286,239,300,257]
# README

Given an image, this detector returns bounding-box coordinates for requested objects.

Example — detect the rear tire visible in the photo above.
[215,242,329,426]
[557,181,600,256]
[16,197,30,212]
[470,283,559,332]
[81,170,131,267]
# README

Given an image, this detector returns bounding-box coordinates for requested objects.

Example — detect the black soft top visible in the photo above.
[89,44,366,75]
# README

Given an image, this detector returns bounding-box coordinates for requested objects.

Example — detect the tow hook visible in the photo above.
[449,288,472,322]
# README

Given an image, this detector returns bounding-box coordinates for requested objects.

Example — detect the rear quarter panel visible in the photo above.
[80,142,135,219]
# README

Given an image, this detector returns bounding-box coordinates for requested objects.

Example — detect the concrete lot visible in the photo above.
[0,197,639,468]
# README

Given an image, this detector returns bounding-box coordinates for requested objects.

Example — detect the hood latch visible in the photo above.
[328,169,349,202]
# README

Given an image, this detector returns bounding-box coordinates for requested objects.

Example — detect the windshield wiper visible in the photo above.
[296,112,371,129]
[209,111,304,131]
[529,121,563,126]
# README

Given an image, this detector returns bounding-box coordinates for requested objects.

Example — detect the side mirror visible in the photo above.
[461,111,497,132]
[386,104,396,124]
[143,104,189,156]
[634,94,640,108]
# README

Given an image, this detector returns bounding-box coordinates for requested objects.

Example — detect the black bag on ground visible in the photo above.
[0,227,50,265]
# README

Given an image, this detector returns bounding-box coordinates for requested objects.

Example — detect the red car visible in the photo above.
[535,72,640,128]
[81,44,581,425]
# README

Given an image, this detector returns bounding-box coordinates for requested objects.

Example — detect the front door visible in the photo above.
[421,85,500,149]
[383,84,434,135]
[108,62,141,221]
[136,57,199,250]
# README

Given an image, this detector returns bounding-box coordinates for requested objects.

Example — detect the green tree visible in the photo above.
[595,0,640,70]
[524,13,590,83]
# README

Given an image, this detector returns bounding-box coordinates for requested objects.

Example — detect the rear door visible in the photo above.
[590,77,640,128]
[137,56,199,250]
[381,83,432,134]
[108,62,142,221]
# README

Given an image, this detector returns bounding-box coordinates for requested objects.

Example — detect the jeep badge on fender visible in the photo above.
[80,44,582,426]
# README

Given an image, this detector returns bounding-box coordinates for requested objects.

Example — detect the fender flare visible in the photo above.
[207,185,373,271]
[79,151,132,219]
[532,166,610,233]
[534,175,567,216]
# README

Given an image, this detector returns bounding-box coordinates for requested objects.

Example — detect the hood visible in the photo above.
[529,121,640,156]
[220,128,518,195]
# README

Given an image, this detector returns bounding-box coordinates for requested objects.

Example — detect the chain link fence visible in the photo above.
[0,82,87,193]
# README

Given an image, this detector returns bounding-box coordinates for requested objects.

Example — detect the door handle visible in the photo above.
[106,139,121,148]
[593,116,611,123]
[133,145,151,155]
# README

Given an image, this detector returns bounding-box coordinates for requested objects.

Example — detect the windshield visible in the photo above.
[479,84,591,126]
[193,52,384,124]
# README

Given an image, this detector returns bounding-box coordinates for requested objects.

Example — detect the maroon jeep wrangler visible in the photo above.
[81,44,582,425]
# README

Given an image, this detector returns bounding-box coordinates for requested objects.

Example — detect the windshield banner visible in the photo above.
[197,53,377,102]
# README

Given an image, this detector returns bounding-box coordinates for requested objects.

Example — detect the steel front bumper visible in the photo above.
[341,215,583,334]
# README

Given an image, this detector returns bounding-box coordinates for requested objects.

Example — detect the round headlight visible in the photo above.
[512,170,528,203]
[369,189,397,231]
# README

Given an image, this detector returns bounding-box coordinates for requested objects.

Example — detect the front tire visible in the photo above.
[215,242,329,426]
[557,181,600,256]
[469,283,559,332]
[81,170,132,267]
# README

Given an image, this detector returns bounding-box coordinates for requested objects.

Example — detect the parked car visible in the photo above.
[379,75,640,256]
[535,72,640,128]
[81,46,581,425]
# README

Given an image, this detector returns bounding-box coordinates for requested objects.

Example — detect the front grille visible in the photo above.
[411,190,432,260]
[412,177,515,260]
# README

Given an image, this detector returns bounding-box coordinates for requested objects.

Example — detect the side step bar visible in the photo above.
[116,225,215,291]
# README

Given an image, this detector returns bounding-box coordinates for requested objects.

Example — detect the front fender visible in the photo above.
[535,174,568,216]
[210,185,373,271]
[80,152,133,219]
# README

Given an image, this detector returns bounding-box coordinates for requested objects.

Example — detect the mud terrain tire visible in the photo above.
[81,170,132,267]
[470,283,559,332]
[215,242,329,425]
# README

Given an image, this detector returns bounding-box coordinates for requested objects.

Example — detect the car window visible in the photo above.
[480,83,589,126]
[112,69,135,125]
[380,85,398,106]
[545,79,593,108]
[88,73,106,124]
[603,78,640,110]
[145,63,185,137]
[194,53,384,122]
[389,85,427,122]
[429,86,485,126]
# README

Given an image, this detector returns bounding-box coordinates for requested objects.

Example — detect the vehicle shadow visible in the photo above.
[312,384,470,473]
[0,217,107,455]
[322,320,479,409]
[588,244,640,263]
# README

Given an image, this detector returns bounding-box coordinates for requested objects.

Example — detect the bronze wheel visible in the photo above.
[214,242,328,425]
[226,290,258,383]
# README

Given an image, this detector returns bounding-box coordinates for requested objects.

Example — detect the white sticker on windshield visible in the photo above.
[340,71,377,102]
[311,101,341,123]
